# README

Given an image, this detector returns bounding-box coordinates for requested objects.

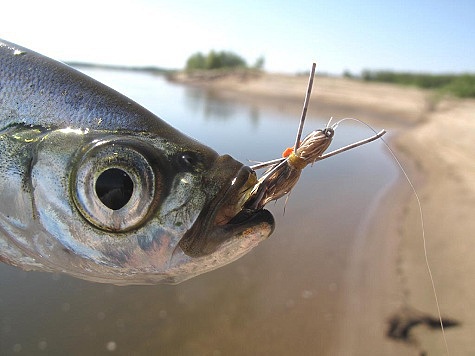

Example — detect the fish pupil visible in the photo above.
[95,168,134,210]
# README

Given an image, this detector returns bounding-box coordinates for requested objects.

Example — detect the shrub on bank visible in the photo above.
[360,70,475,98]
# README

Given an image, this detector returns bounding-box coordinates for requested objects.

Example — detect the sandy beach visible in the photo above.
[171,71,475,355]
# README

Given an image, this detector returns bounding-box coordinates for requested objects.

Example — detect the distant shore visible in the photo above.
[170,71,475,355]
[169,70,430,124]
[69,61,174,74]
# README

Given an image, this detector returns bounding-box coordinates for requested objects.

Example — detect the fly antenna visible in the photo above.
[294,62,316,152]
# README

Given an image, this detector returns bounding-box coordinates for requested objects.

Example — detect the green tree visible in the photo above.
[206,50,223,69]
[218,51,247,68]
[185,50,247,71]
[185,52,206,71]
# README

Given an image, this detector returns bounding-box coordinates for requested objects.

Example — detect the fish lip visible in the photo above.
[178,165,275,257]
[223,208,275,232]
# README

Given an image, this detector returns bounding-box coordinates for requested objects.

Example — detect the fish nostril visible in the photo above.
[95,168,134,210]
[175,151,203,172]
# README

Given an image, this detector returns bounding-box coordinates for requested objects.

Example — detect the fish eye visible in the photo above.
[323,127,334,138]
[72,139,162,232]
[95,168,134,210]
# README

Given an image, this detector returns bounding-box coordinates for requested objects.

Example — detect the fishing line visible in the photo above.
[251,63,447,354]
[334,117,450,355]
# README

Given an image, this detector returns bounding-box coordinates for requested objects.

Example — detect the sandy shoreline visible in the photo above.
[171,72,475,355]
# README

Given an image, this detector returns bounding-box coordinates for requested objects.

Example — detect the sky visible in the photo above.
[1,0,474,75]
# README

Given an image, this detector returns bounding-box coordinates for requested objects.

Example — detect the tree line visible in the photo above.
[185,50,264,71]
[348,70,475,98]
[184,50,474,98]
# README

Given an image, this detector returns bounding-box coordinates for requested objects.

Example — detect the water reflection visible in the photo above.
[0,69,398,355]
[184,86,260,127]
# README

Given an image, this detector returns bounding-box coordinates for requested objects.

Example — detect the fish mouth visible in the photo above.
[179,164,275,257]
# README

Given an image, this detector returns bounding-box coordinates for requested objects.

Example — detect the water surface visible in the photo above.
[0,69,398,355]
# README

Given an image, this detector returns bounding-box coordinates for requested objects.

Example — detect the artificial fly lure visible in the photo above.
[246,122,386,210]
[246,62,386,210]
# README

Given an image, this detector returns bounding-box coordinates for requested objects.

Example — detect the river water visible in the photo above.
[0,69,398,355]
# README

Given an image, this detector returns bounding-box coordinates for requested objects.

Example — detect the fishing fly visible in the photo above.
[246,62,386,209]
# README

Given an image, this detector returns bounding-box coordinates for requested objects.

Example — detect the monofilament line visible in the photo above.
[293,62,316,152]
[387,139,450,356]
[335,117,450,355]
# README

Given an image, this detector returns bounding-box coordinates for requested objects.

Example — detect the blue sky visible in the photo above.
[1,0,474,74]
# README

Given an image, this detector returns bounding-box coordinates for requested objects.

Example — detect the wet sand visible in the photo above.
[172,72,475,355]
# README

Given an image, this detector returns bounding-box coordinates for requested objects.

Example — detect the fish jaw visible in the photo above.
[165,209,274,284]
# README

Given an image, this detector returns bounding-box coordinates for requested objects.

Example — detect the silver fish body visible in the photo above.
[0,40,274,285]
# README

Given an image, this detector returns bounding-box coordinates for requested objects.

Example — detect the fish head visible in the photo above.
[28,128,274,284]
[0,39,274,284]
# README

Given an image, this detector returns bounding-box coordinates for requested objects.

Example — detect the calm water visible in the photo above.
[0,69,398,355]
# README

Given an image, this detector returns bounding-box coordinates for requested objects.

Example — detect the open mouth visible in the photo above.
[178,165,275,257]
